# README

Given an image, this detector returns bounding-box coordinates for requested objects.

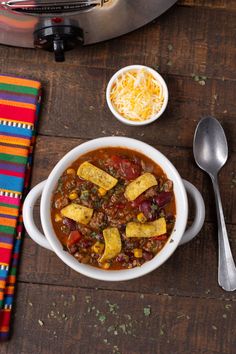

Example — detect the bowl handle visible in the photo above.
[178,179,205,245]
[23,180,53,251]
[23,179,204,250]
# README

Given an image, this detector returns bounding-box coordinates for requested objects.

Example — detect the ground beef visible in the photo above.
[89,211,105,230]
[163,180,173,192]
[55,196,69,209]
[144,186,158,198]
[77,224,91,237]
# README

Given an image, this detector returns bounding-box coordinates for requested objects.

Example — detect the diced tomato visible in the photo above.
[152,234,168,241]
[67,230,82,247]
[115,203,125,209]
[120,159,141,180]
[110,155,123,168]
[110,155,141,180]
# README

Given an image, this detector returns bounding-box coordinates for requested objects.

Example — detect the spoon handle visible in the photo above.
[211,175,236,291]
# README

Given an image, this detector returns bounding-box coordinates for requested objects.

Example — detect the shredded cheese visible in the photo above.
[110,69,164,122]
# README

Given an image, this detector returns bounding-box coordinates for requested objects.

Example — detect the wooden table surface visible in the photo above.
[0,1,236,353]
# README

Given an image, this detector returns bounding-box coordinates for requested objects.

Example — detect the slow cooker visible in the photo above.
[0,0,177,61]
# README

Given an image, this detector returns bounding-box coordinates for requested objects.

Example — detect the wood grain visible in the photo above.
[19,220,236,300]
[0,283,235,354]
[1,7,235,151]
[179,0,236,10]
[1,6,235,80]
[1,61,235,150]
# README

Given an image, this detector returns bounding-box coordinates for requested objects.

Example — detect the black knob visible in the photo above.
[34,26,83,62]
[53,37,65,62]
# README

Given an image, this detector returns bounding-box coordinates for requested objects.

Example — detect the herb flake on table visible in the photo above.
[191,73,207,86]
[230,173,236,188]
[143,306,151,317]
[225,304,232,310]
[85,295,91,303]
[98,314,106,324]
[106,300,119,315]
[38,319,44,327]
[160,328,164,336]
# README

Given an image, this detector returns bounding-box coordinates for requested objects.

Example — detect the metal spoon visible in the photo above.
[193,116,236,291]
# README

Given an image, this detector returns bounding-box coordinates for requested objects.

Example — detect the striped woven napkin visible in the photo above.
[0,75,41,340]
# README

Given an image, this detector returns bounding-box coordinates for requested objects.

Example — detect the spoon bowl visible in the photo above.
[194,117,228,176]
[193,116,236,291]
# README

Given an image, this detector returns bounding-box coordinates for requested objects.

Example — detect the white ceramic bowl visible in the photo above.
[106,65,169,126]
[23,137,205,282]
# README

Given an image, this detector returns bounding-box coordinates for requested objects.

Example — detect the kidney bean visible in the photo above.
[131,195,145,208]
[63,217,77,231]
[139,200,158,221]
[139,200,152,216]
[154,192,172,208]
[79,238,93,249]
[116,253,129,263]
[143,251,153,261]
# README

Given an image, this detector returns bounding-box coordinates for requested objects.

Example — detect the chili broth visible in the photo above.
[51,148,176,270]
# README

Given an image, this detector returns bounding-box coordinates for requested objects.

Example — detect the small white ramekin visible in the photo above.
[106,65,169,126]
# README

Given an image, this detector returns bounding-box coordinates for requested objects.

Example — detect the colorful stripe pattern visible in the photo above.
[0,75,41,341]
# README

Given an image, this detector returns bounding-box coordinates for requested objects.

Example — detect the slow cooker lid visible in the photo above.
[0,0,177,61]
[2,0,106,14]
